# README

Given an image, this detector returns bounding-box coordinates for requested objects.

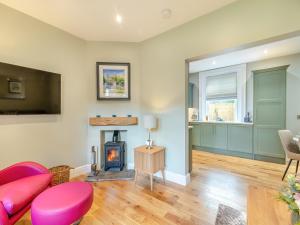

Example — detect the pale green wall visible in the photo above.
[140,0,300,174]
[1,0,300,177]
[85,42,143,166]
[0,4,145,169]
[0,3,88,168]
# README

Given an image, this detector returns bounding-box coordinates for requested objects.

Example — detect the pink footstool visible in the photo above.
[31,182,93,225]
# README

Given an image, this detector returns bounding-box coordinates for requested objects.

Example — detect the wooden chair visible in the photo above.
[278,130,300,180]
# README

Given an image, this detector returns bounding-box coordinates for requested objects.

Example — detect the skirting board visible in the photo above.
[69,163,191,186]
[128,163,190,186]
[70,164,91,179]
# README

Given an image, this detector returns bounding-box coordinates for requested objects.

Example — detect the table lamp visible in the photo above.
[143,115,157,149]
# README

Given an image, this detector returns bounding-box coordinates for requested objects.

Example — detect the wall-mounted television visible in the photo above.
[0,62,61,115]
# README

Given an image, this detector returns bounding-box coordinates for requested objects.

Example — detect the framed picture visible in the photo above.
[96,62,130,100]
[6,79,26,99]
[8,80,22,94]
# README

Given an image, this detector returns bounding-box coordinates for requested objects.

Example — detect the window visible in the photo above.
[205,73,237,121]
[199,64,246,122]
[206,99,237,121]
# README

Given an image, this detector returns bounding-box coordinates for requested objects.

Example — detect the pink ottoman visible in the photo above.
[31,182,93,225]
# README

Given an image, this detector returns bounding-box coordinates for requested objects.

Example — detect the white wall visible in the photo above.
[246,53,300,134]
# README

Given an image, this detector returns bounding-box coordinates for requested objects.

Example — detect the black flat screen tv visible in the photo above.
[0,62,61,115]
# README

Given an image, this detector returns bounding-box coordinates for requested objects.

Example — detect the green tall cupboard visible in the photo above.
[253,66,287,161]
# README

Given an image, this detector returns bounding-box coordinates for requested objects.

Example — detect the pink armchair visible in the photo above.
[0,162,52,225]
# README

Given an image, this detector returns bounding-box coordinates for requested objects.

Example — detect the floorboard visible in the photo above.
[17,150,292,225]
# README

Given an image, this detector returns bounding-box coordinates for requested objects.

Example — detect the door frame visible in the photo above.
[185,30,300,175]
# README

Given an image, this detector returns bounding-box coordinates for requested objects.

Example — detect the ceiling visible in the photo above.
[189,35,300,73]
[0,0,236,42]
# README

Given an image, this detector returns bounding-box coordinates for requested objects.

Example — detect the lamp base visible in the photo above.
[146,139,153,149]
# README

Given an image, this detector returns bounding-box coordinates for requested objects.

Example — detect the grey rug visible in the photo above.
[215,204,246,225]
[86,169,135,182]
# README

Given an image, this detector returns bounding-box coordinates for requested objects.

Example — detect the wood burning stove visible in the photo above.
[104,131,125,171]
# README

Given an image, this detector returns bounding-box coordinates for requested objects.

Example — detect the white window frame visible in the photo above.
[199,64,246,122]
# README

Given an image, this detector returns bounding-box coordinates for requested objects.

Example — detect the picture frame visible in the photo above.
[8,80,22,94]
[96,62,130,100]
[6,78,26,99]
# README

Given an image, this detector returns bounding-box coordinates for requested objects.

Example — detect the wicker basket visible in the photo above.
[49,165,72,186]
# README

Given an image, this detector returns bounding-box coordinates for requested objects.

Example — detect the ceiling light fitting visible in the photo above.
[116,14,123,24]
[161,8,172,19]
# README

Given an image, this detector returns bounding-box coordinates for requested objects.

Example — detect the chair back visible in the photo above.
[278,130,294,159]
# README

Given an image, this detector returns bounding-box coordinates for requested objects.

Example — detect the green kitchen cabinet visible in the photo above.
[200,123,214,148]
[191,124,201,147]
[253,66,287,159]
[254,126,284,158]
[200,123,227,149]
[228,125,253,153]
[214,124,228,149]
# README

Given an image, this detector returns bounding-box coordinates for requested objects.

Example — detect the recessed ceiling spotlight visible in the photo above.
[263,49,269,54]
[212,60,216,65]
[116,14,123,24]
[161,8,172,19]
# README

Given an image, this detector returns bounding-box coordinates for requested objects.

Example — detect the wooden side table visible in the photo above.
[134,145,165,191]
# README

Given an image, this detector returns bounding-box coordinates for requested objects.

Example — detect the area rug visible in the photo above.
[86,169,135,182]
[215,204,246,225]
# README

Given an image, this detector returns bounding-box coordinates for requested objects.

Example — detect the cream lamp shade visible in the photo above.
[143,115,157,130]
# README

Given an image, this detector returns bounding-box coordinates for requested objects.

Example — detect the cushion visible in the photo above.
[0,174,52,215]
[289,140,300,153]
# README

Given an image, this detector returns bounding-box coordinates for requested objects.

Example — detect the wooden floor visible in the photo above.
[17,150,293,225]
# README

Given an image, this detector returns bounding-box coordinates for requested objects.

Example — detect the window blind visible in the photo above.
[206,72,237,100]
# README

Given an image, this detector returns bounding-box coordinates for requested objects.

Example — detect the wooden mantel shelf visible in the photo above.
[89,117,138,126]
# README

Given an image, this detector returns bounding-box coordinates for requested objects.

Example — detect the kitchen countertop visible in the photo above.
[189,120,253,125]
